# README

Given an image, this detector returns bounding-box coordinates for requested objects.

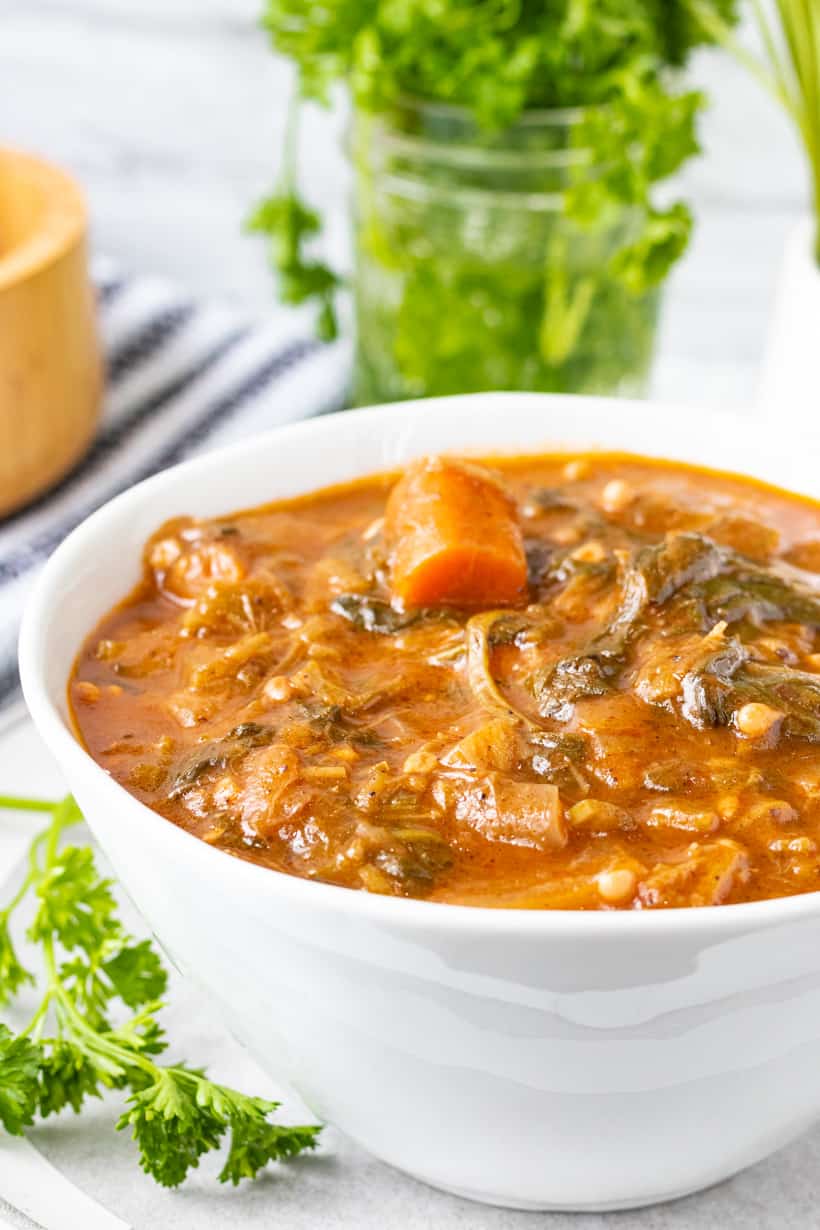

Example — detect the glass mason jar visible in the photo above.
[350,99,661,406]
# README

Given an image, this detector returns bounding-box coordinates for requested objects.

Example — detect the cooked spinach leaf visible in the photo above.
[532,548,648,716]
[677,636,751,729]
[301,701,383,747]
[528,731,589,793]
[697,569,820,629]
[533,532,820,721]
[167,723,276,800]
[331,594,438,634]
[636,533,725,604]
[641,533,820,629]
[373,828,453,894]
[682,652,820,743]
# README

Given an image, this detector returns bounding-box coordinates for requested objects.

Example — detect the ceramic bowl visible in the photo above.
[0,148,102,516]
[18,393,820,1211]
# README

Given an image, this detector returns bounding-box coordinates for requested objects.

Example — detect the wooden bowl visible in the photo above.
[0,148,103,517]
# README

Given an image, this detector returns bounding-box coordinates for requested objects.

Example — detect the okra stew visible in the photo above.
[71,453,820,910]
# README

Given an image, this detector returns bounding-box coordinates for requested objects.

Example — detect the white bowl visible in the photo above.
[19,393,820,1211]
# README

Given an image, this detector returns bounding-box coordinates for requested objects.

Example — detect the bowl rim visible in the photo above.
[0,147,87,292]
[19,391,820,937]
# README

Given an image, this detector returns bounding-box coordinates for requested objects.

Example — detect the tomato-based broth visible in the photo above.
[71,453,820,909]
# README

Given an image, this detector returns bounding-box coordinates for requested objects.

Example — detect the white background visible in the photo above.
[1,3,818,1228]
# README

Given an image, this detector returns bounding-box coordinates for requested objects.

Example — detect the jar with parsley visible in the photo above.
[251,2,736,406]
[350,98,662,404]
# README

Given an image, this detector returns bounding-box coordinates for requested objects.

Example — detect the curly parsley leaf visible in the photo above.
[36,1039,104,1118]
[106,1002,168,1060]
[0,914,33,1006]
[103,940,168,1010]
[247,188,341,341]
[262,0,739,117]
[0,1025,41,1134]
[58,955,115,1031]
[120,1070,323,1188]
[220,1112,322,1185]
[610,204,694,294]
[247,189,320,275]
[30,844,119,955]
[118,1068,227,1187]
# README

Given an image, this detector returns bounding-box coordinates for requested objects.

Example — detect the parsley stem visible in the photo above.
[686,0,800,121]
[0,795,58,813]
[15,798,91,1040]
[0,819,57,1014]
[22,990,53,1041]
[45,941,158,1078]
[28,829,49,876]
[282,86,300,189]
[0,867,36,921]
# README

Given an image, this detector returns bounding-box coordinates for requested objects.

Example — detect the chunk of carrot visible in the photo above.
[385,456,528,608]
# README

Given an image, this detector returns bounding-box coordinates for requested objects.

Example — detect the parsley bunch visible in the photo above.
[0,795,320,1187]
[251,0,738,343]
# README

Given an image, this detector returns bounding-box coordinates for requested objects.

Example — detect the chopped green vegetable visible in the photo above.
[466,610,546,730]
[331,593,418,634]
[0,795,320,1187]
[167,722,276,800]
[681,648,820,743]
[528,731,590,795]
[635,533,725,605]
[533,547,650,717]
[532,531,820,719]
[331,592,460,636]
[372,828,453,893]
[699,567,820,629]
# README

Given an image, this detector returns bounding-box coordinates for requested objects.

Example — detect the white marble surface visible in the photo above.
[0,3,817,1228]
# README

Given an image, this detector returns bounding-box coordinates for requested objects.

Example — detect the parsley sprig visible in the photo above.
[0,795,320,1187]
[246,96,342,341]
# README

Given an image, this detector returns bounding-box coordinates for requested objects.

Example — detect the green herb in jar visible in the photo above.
[252,1,738,399]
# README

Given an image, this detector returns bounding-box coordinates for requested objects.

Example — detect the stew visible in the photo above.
[71,452,820,909]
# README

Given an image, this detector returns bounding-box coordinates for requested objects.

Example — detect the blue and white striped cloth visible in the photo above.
[0,261,351,722]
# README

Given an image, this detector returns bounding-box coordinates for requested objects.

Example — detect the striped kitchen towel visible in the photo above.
[0,260,352,724]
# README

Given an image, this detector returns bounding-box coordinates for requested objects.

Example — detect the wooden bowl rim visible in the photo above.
[0,147,88,293]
